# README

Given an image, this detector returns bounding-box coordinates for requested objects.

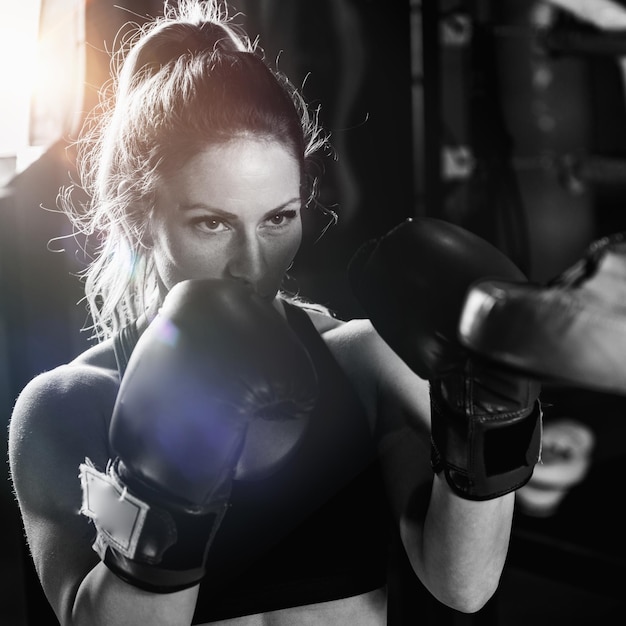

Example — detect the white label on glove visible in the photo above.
[79,460,149,559]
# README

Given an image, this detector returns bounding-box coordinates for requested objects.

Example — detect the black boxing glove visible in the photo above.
[348,217,542,500]
[80,279,317,592]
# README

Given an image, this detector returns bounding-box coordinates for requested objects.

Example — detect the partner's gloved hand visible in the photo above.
[80,279,317,592]
[348,217,542,500]
[459,230,626,395]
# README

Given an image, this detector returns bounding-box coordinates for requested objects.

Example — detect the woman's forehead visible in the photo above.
[155,138,302,210]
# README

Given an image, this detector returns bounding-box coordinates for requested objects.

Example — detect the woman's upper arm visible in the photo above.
[323,319,433,522]
[8,365,117,623]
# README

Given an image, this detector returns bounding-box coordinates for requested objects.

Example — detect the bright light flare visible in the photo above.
[0,1,42,156]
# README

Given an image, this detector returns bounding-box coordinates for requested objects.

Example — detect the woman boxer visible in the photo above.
[8,1,541,624]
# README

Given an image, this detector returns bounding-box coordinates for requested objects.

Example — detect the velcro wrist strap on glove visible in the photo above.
[430,390,543,500]
[79,458,230,593]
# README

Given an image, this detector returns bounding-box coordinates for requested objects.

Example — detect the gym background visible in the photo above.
[1,0,625,624]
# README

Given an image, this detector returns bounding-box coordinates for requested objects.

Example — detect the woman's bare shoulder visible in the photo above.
[13,339,119,420]
[314,315,431,434]
[8,341,120,501]
[318,315,381,354]
[297,302,374,339]
[13,360,117,416]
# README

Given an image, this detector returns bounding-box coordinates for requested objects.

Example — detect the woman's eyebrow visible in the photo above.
[177,203,238,219]
[177,198,302,218]
[264,198,302,214]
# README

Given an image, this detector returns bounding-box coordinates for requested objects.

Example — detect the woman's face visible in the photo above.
[150,138,302,301]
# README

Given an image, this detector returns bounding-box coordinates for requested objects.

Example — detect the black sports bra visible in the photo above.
[113,321,140,378]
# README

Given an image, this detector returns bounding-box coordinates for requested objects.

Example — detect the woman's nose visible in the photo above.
[225,232,266,286]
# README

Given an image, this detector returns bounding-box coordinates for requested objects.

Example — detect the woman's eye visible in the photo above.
[267,210,297,226]
[192,217,228,233]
